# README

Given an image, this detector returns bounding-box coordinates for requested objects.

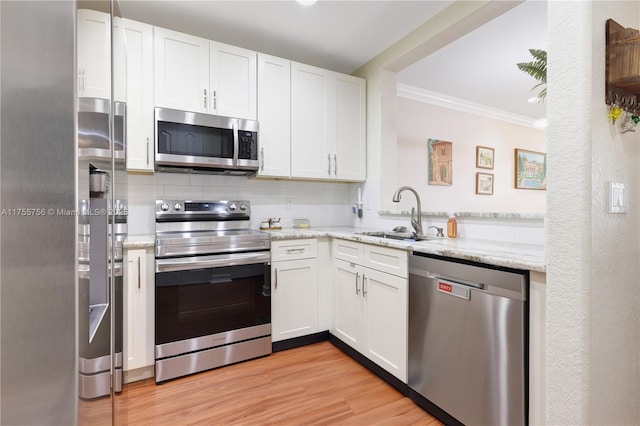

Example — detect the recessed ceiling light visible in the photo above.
[296,0,317,5]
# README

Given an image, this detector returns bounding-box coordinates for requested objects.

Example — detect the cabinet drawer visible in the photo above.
[271,239,317,261]
[364,244,408,278]
[332,238,364,264]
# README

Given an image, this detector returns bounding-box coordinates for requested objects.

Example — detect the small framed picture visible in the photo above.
[428,138,453,186]
[514,148,546,190]
[476,146,494,169]
[476,172,494,195]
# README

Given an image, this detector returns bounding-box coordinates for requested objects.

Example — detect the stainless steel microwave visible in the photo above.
[154,107,259,175]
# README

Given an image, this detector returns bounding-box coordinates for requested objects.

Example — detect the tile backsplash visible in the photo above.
[126,172,354,235]
[127,172,545,247]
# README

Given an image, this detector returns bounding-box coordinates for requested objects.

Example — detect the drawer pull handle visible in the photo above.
[286,248,306,254]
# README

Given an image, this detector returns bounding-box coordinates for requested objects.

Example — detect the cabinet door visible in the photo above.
[210,42,257,120]
[335,73,366,181]
[257,53,291,178]
[291,62,335,179]
[362,267,407,382]
[77,9,111,99]
[154,27,209,113]
[272,258,319,342]
[123,19,154,172]
[332,259,363,350]
[124,249,154,371]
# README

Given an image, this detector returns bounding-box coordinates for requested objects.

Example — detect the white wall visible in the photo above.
[126,173,353,235]
[345,94,547,246]
[547,1,640,424]
[395,96,546,214]
[589,1,640,424]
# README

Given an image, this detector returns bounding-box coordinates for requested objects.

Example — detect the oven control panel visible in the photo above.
[156,200,251,218]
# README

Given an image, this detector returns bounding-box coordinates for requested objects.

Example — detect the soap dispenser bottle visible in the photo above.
[447,213,457,238]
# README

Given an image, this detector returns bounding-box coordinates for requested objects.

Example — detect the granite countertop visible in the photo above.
[266,227,546,272]
[123,234,155,249]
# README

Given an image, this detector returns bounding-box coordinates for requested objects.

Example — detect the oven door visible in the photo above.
[155,252,271,348]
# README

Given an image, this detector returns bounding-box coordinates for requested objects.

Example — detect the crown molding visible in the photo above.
[397,83,540,129]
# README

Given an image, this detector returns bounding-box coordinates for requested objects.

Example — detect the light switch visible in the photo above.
[609,182,627,214]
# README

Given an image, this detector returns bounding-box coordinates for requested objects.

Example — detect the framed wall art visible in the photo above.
[476,172,494,195]
[428,138,453,186]
[476,146,494,169]
[515,148,547,190]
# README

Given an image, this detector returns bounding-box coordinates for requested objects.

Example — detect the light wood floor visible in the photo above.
[114,341,442,425]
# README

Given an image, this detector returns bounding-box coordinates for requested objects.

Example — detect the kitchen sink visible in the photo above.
[356,230,442,242]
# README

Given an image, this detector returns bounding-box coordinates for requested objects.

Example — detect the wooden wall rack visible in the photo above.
[606,19,640,112]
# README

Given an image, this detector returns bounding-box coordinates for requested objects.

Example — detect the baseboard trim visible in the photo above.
[272,330,330,352]
[124,365,154,384]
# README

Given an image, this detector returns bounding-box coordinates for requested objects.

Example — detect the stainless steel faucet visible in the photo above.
[392,186,423,237]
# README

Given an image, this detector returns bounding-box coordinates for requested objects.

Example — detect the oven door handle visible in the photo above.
[155,251,270,273]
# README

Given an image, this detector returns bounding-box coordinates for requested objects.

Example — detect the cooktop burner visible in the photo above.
[155,200,269,258]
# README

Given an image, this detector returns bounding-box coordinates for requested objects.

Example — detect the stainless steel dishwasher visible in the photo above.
[408,254,528,426]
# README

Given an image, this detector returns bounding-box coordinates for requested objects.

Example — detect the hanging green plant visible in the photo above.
[517,49,547,102]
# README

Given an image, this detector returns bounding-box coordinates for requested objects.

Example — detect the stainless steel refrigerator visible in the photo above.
[0,1,125,424]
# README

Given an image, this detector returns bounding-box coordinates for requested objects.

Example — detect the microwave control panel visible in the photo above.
[238,131,258,161]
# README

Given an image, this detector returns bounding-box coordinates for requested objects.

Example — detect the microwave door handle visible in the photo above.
[232,120,239,166]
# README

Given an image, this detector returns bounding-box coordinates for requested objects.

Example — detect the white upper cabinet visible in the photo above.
[291,62,366,182]
[77,9,111,99]
[154,28,257,119]
[257,53,291,178]
[122,19,154,172]
[154,27,209,113]
[335,74,366,181]
[291,62,335,179]
[210,42,257,120]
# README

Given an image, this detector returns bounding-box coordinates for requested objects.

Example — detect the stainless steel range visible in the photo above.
[154,200,271,383]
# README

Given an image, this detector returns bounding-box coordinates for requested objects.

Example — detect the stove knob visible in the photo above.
[160,203,169,211]
[228,202,237,211]
[239,203,248,211]
[173,203,182,211]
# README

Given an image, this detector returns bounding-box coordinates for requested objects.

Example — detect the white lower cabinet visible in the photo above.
[123,248,154,381]
[271,239,319,342]
[332,239,408,382]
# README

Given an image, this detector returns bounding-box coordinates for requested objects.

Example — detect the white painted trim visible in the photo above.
[397,83,539,128]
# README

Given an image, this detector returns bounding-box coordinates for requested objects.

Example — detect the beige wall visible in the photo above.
[547,0,640,424]
[357,0,640,424]
[396,97,546,214]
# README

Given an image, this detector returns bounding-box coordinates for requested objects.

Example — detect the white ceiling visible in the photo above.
[398,0,547,120]
[119,0,547,120]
